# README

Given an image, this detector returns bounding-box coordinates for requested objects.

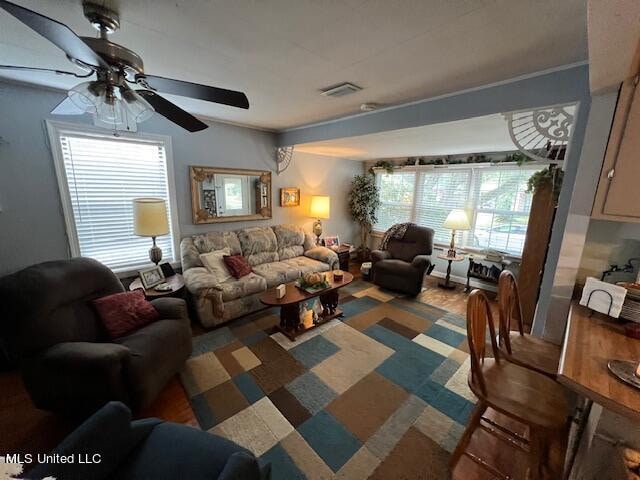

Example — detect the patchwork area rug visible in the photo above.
[180,279,475,479]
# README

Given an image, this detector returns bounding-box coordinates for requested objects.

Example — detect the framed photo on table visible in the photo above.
[280,188,300,207]
[324,235,340,248]
[139,265,165,289]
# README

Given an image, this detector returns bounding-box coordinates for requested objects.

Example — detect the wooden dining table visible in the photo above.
[558,303,640,422]
[558,302,640,478]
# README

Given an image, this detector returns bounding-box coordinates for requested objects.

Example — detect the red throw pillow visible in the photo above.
[93,289,159,339]
[223,254,253,279]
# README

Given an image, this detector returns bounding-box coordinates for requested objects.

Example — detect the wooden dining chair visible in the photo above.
[450,289,570,480]
[497,270,561,379]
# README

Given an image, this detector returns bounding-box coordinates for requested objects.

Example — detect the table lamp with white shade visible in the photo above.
[133,198,169,265]
[309,195,330,245]
[443,209,471,257]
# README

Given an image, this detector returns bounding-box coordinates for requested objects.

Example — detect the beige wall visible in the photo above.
[274,152,363,245]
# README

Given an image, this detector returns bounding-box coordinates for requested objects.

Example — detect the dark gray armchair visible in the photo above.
[0,257,192,414]
[371,225,435,295]
[25,401,270,480]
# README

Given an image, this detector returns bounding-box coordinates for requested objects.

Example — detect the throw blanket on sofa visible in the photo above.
[380,222,416,250]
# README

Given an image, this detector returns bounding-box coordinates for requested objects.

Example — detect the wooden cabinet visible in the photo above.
[592,77,640,221]
[520,181,556,328]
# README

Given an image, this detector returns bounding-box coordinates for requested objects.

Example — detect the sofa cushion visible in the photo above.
[237,227,279,266]
[193,231,242,255]
[386,225,434,262]
[373,259,421,278]
[93,290,160,340]
[281,256,331,276]
[304,232,317,251]
[199,248,232,283]
[273,225,305,260]
[252,261,301,288]
[218,273,267,302]
[181,231,242,271]
[223,254,253,279]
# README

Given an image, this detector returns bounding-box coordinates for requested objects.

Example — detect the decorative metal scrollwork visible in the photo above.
[276,146,294,174]
[504,104,575,162]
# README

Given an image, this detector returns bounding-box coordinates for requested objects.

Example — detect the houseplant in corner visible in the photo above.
[348,174,381,261]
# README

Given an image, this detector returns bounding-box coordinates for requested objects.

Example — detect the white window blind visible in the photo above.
[374,164,544,256]
[469,167,537,254]
[375,171,416,231]
[414,169,471,244]
[55,130,176,272]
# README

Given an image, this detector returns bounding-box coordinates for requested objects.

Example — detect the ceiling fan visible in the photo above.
[0,0,249,132]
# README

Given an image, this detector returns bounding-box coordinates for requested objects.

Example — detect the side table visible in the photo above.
[334,245,351,271]
[437,253,465,290]
[129,273,185,299]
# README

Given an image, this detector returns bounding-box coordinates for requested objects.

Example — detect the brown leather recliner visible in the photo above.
[371,225,435,295]
[0,257,192,414]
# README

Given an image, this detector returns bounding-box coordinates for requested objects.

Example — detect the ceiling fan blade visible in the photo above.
[0,64,93,78]
[139,74,249,109]
[137,90,208,132]
[0,0,108,69]
[51,96,85,115]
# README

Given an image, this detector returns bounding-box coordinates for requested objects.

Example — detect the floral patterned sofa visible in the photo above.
[180,225,339,328]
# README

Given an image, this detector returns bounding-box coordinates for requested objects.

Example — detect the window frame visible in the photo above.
[372,161,552,258]
[46,120,181,276]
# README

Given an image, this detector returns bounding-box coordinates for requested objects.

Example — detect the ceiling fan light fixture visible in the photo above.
[67,80,99,113]
[95,97,126,125]
[122,88,154,123]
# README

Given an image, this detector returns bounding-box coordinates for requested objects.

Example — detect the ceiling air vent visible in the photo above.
[320,82,362,97]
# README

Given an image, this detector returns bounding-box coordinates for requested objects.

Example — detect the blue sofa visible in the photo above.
[25,402,270,480]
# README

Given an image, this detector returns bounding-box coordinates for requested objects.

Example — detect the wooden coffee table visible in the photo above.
[260,271,354,341]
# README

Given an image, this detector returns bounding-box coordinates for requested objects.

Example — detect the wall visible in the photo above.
[274,152,361,246]
[0,81,361,276]
[532,92,618,341]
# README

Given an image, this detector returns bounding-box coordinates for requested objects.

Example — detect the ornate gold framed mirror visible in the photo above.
[190,166,272,224]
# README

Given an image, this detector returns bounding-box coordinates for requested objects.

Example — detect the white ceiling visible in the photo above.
[587,0,640,93]
[0,0,587,131]
[295,113,516,160]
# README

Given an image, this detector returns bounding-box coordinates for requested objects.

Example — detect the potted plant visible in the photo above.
[348,174,381,261]
[526,164,564,202]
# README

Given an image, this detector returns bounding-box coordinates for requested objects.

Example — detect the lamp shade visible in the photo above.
[310,195,330,219]
[133,198,169,237]
[443,209,470,230]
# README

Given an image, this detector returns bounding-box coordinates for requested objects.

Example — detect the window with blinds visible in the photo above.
[470,167,537,254]
[414,169,471,244]
[374,164,543,256]
[50,124,176,272]
[375,171,416,231]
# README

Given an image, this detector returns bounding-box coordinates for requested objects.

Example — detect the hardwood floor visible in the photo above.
[0,272,558,479]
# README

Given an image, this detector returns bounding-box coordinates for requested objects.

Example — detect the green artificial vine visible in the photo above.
[526,165,564,199]
[368,160,395,174]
